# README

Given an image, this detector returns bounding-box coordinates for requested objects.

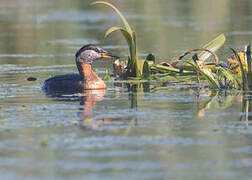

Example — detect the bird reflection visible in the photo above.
[79,89,106,118]
[77,89,108,130]
[43,88,108,130]
[43,82,149,131]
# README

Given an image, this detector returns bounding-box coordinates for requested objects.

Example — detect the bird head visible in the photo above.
[75,44,119,64]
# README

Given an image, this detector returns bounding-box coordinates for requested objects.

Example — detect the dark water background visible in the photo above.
[1,0,252,179]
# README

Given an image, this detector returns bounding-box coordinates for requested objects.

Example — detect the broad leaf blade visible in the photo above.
[92,1,132,33]
[132,31,141,77]
[104,26,133,61]
[175,34,225,70]
[105,26,122,38]
[198,33,225,61]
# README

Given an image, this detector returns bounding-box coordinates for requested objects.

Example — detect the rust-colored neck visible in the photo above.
[77,61,95,81]
[76,61,106,89]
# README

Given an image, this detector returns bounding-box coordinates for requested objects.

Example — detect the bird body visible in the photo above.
[43,44,118,94]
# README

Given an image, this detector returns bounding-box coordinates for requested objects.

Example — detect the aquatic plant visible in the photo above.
[92,1,252,91]
[230,45,251,91]
[171,34,225,71]
[92,1,141,78]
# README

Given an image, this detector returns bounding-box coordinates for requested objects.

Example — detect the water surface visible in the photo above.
[1,0,252,179]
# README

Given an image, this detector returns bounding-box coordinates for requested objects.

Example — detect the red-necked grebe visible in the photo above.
[43,44,119,94]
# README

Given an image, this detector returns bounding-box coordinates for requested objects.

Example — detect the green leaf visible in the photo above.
[93,1,141,78]
[105,27,132,51]
[231,48,248,91]
[174,34,225,70]
[198,33,225,61]
[146,53,156,64]
[151,64,182,73]
[143,60,153,79]
[188,54,220,89]
[245,44,251,72]
[92,1,132,33]
[245,44,252,90]
[104,26,122,38]
[104,27,135,71]
[217,67,240,89]
[103,69,111,81]
[132,31,141,77]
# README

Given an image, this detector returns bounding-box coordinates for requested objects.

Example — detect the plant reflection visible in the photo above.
[195,88,252,123]
[127,82,151,110]
[196,90,240,118]
[44,81,252,130]
[240,93,252,122]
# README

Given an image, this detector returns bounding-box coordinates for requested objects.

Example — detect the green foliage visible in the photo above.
[92,1,132,33]
[92,1,141,77]
[145,53,156,64]
[198,33,225,62]
[216,67,240,89]
[92,2,250,91]
[143,54,156,79]
[244,44,252,90]
[231,48,248,91]
[142,61,150,79]
[174,34,225,70]
[245,44,251,72]
[188,54,220,89]
[151,64,181,73]
[103,69,111,81]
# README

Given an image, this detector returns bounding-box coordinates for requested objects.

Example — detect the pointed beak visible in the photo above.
[101,52,119,59]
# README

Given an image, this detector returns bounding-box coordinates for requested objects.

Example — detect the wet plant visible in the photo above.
[230,45,251,91]
[92,1,252,91]
[92,1,141,78]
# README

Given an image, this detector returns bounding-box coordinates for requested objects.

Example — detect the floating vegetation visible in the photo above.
[93,1,252,91]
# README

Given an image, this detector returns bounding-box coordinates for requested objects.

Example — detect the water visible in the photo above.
[1,0,252,179]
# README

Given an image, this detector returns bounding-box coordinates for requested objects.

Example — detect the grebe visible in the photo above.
[43,44,118,94]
